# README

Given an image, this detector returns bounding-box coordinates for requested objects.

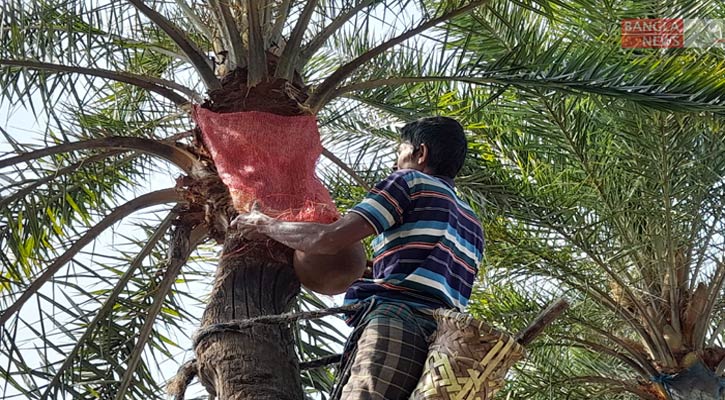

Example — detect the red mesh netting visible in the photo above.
[193,106,340,223]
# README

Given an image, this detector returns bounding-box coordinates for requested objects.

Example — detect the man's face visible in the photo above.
[395,141,421,171]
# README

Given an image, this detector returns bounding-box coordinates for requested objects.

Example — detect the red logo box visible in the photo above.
[621,18,684,48]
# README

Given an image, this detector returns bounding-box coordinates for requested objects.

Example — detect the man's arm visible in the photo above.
[232,210,375,255]
[232,210,375,295]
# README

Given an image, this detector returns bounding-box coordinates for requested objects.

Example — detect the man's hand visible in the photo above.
[230,203,274,240]
[231,208,374,255]
[228,209,374,294]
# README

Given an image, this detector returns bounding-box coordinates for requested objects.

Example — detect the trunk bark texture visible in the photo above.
[195,232,303,400]
[191,65,311,399]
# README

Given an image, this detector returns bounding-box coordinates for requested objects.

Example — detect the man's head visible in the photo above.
[395,116,467,178]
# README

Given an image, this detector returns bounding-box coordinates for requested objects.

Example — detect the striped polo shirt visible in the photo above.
[344,169,484,313]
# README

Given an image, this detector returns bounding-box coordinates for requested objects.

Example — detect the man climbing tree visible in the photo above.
[4,1,724,399]
[234,116,484,399]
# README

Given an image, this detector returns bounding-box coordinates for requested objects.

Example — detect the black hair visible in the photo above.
[399,116,467,178]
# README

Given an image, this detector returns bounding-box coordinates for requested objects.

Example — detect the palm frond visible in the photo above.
[115,223,207,400]
[0,188,180,327]
[127,0,220,90]
[308,0,491,109]
[207,0,246,70]
[275,0,319,79]
[0,0,207,124]
[0,59,198,106]
[0,136,200,174]
[245,0,268,86]
[39,212,176,399]
[298,0,380,67]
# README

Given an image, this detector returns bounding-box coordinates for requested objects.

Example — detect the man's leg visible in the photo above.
[336,304,435,400]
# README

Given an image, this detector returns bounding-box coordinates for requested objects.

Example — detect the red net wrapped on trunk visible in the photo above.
[193,107,339,223]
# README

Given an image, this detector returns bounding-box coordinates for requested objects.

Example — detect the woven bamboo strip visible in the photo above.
[410,310,524,400]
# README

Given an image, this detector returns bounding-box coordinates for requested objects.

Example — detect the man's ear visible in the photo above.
[417,143,429,167]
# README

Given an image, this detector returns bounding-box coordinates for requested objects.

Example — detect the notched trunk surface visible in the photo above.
[204,60,309,115]
[195,233,303,400]
[192,65,311,399]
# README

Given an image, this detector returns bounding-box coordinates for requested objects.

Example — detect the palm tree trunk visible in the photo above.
[191,66,313,399]
[195,232,304,400]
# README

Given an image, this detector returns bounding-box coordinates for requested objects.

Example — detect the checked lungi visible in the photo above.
[331,300,437,400]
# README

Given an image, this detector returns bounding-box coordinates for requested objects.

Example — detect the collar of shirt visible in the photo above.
[432,175,455,189]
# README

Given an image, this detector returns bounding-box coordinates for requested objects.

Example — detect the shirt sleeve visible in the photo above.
[349,170,412,234]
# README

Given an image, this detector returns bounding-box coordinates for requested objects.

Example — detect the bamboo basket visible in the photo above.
[410,309,525,400]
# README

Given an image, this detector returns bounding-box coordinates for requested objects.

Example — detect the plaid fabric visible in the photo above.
[332,301,437,400]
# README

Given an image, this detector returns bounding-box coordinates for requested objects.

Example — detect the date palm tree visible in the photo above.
[1,0,724,399]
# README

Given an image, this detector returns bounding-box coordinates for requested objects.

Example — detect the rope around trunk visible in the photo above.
[168,303,362,399]
[192,303,362,348]
[169,299,569,399]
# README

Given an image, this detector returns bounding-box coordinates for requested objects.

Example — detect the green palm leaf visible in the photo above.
[2,1,725,399]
